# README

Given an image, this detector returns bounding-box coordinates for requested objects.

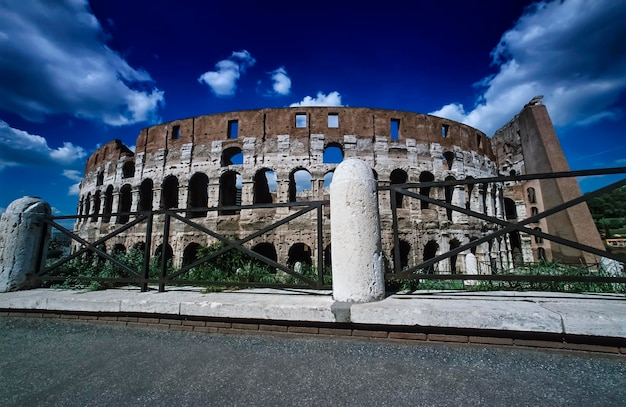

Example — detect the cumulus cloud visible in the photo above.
[290,91,343,107]
[270,67,291,95]
[0,120,87,170]
[198,50,256,97]
[430,0,626,135]
[0,0,164,126]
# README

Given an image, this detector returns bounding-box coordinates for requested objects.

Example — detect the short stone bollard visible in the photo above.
[464,252,478,287]
[330,158,385,302]
[0,196,51,292]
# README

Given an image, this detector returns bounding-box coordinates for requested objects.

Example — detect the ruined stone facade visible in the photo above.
[74,104,602,273]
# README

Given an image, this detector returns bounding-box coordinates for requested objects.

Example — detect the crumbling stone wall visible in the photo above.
[76,107,521,273]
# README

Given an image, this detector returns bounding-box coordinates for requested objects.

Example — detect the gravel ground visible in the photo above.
[1,317,625,406]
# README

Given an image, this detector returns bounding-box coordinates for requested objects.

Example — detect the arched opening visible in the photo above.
[323,143,343,164]
[423,240,438,273]
[288,243,312,266]
[221,147,243,166]
[251,242,278,268]
[509,232,522,266]
[96,171,104,186]
[132,242,146,255]
[161,176,179,209]
[534,227,543,244]
[323,171,334,188]
[504,198,517,220]
[288,168,313,202]
[324,244,332,267]
[155,244,173,265]
[531,206,539,218]
[117,184,132,224]
[419,171,435,210]
[85,193,91,221]
[444,175,455,221]
[187,173,209,218]
[390,169,408,209]
[527,187,537,203]
[253,168,276,204]
[443,151,455,171]
[465,177,475,210]
[122,161,135,178]
[449,238,461,273]
[138,179,153,212]
[183,242,201,267]
[103,185,113,222]
[219,171,242,215]
[392,240,411,270]
[91,191,101,222]
[112,244,126,256]
[538,247,547,261]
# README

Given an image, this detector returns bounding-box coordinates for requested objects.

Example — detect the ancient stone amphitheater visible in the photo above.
[74,105,603,273]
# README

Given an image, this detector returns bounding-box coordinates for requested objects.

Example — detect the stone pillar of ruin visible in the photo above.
[330,158,384,303]
[0,196,51,292]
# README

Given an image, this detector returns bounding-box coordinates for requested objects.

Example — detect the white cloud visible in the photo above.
[0,0,164,126]
[0,120,87,170]
[198,50,256,97]
[290,91,343,107]
[270,67,291,95]
[63,169,83,182]
[430,0,626,135]
[68,183,81,196]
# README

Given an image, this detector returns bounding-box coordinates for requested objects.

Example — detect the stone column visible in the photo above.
[0,197,51,292]
[330,158,384,303]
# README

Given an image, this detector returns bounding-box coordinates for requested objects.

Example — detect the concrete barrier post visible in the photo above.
[0,196,51,292]
[330,159,385,302]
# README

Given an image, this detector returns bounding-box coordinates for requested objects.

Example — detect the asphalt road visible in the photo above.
[1,317,625,406]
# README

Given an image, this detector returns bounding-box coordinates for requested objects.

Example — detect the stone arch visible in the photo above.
[117,184,132,224]
[443,151,455,171]
[103,185,114,222]
[504,198,517,220]
[183,242,201,267]
[219,171,242,215]
[221,146,243,166]
[288,243,312,265]
[139,179,153,212]
[323,143,343,164]
[323,171,334,188]
[252,242,278,265]
[112,243,126,255]
[91,190,101,222]
[155,243,174,265]
[187,173,209,218]
[390,169,408,209]
[423,240,439,273]
[161,176,179,209]
[288,168,313,202]
[253,168,276,204]
[449,238,461,273]
[419,171,435,210]
[122,161,135,178]
[392,239,411,270]
[444,175,455,221]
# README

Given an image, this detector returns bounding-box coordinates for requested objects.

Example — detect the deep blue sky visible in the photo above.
[1,0,625,215]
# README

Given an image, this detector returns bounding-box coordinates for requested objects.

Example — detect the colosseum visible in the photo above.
[74,101,604,274]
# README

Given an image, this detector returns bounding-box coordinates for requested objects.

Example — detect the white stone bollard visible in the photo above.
[330,158,385,302]
[0,196,51,292]
[464,252,478,287]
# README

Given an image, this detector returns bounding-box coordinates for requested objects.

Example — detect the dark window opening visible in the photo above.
[534,227,543,244]
[443,151,454,171]
[228,120,238,138]
[390,169,408,209]
[161,176,179,209]
[323,143,344,164]
[538,247,547,261]
[531,206,539,218]
[138,179,153,212]
[289,169,312,202]
[155,244,173,265]
[509,232,522,266]
[476,134,483,148]
[441,124,449,138]
[122,161,135,179]
[85,193,91,220]
[112,244,126,256]
[295,113,307,128]
[504,198,517,220]
[324,244,332,267]
[393,240,411,270]
[117,184,132,224]
[172,125,180,140]
[96,171,104,186]
[219,171,242,215]
[449,239,461,273]
[253,168,276,204]
[103,185,114,222]
[133,242,146,254]
[221,147,243,166]
[527,187,537,203]
[481,183,489,215]
[419,171,435,209]
[288,243,312,266]
[390,119,400,140]
[423,240,439,274]
[445,175,455,221]
[183,243,201,267]
[91,192,101,222]
[252,242,278,269]
[187,173,209,218]
[328,113,339,128]
[465,177,475,210]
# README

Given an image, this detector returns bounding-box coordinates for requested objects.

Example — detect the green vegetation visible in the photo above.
[587,186,626,238]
